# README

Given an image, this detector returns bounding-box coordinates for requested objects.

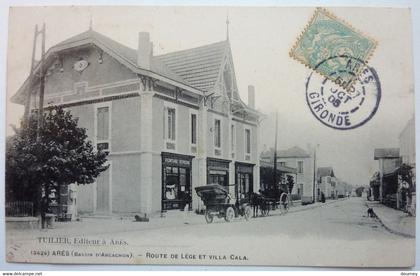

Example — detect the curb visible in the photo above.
[259,198,348,218]
[365,201,415,239]
[288,198,347,214]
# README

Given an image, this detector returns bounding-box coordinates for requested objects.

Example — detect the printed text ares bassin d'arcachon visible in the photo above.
[37,237,128,246]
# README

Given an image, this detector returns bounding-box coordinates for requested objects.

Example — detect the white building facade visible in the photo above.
[12,29,261,216]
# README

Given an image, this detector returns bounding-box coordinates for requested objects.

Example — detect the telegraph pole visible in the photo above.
[24,25,39,121]
[24,23,46,138]
[36,22,46,141]
[26,23,47,227]
[313,147,316,203]
[273,110,278,191]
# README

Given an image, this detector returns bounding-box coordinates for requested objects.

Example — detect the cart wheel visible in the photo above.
[244,206,252,221]
[205,210,214,224]
[282,203,289,214]
[280,193,290,214]
[224,207,235,222]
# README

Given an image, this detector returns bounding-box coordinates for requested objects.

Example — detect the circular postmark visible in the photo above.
[305,55,381,130]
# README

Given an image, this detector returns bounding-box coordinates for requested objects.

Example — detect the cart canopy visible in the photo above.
[195,184,230,205]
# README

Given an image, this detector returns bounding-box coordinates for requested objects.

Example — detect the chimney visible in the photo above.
[248,85,255,109]
[137,32,152,70]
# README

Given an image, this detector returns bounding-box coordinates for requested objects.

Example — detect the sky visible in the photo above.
[6,6,415,188]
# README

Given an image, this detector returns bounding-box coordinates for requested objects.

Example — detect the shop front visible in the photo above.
[207,158,231,188]
[161,152,193,211]
[235,162,255,200]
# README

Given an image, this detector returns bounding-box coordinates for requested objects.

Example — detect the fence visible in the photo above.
[6,201,34,217]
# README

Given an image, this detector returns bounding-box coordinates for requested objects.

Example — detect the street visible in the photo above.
[7,197,415,267]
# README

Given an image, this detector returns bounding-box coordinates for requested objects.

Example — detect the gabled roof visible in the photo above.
[260,146,311,160]
[277,146,311,158]
[156,41,228,92]
[260,160,297,174]
[317,167,335,180]
[12,29,233,104]
[54,29,187,84]
[374,148,400,160]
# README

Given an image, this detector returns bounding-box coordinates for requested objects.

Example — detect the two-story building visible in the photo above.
[261,146,315,203]
[399,117,415,215]
[317,167,335,200]
[399,117,415,167]
[11,28,261,216]
[373,148,400,204]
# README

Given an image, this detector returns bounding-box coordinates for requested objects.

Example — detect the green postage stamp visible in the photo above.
[290,8,377,90]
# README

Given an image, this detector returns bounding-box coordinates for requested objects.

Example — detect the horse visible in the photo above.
[249,192,263,217]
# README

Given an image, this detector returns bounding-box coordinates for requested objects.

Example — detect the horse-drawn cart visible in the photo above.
[251,190,290,217]
[195,184,252,223]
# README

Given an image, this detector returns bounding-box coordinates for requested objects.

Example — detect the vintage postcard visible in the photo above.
[5,6,415,267]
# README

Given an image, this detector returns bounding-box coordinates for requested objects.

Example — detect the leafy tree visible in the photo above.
[355,186,365,197]
[397,163,415,213]
[286,175,295,194]
[6,106,109,228]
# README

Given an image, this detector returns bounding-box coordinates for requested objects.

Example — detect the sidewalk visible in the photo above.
[7,198,347,241]
[365,200,415,238]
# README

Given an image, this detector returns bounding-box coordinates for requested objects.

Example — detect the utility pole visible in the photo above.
[24,23,46,138]
[26,23,47,228]
[24,25,39,121]
[273,110,278,192]
[312,145,317,203]
[36,22,46,141]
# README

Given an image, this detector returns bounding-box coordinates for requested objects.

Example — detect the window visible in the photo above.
[191,113,197,145]
[279,162,286,167]
[231,124,235,152]
[96,105,110,151]
[167,108,176,141]
[245,129,251,154]
[214,119,221,148]
[297,161,304,173]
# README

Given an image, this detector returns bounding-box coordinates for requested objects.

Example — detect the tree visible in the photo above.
[286,175,295,194]
[6,106,109,228]
[397,163,415,213]
[355,186,365,197]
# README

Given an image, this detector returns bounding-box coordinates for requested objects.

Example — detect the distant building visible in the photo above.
[317,167,336,199]
[261,146,315,203]
[336,180,352,198]
[259,160,297,195]
[399,117,415,215]
[373,148,400,204]
[399,117,415,166]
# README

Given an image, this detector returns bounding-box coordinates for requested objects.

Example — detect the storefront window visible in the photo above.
[235,163,254,200]
[162,153,192,211]
[207,158,230,188]
[164,167,178,200]
[209,172,228,187]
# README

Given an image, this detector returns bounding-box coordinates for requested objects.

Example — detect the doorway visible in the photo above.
[162,153,193,211]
